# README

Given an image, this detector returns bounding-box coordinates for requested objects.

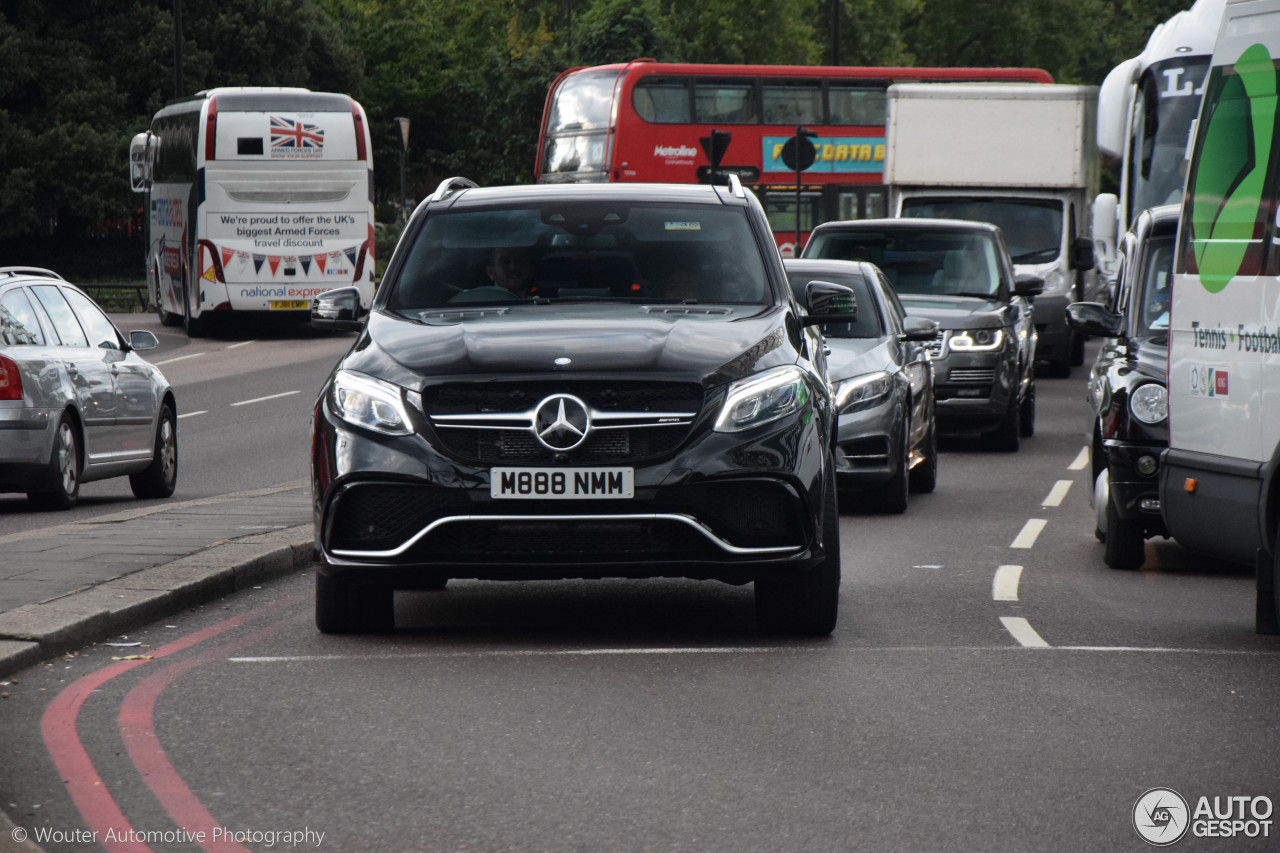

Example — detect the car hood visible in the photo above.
[824,337,894,383]
[898,294,1011,330]
[342,303,800,388]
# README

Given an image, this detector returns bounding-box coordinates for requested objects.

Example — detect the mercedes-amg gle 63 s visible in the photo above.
[309,178,856,636]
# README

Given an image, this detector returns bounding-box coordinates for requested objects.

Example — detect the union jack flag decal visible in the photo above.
[270,115,324,149]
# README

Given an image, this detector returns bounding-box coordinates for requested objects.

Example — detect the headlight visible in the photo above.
[948,328,1004,352]
[331,369,413,435]
[714,365,809,433]
[1129,383,1168,425]
[834,371,892,413]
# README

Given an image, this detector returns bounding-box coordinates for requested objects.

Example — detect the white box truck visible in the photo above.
[885,83,1101,377]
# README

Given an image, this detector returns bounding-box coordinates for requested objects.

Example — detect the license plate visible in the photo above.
[269,300,309,310]
[490,467,634,499]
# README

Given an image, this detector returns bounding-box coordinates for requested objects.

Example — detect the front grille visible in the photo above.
[424,380,704,465]
[947,368,996,384]
[662,479,805,549]
[427,518,718,562]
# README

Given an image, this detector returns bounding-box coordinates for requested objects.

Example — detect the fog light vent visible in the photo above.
[1135,455,1159,476]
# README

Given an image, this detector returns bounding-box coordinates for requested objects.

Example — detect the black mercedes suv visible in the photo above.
[309,178,855,635]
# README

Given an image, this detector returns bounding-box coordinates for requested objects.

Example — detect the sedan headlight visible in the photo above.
[1129,383,1168,425]
[715,365,809,433]
[948,328,1004,352]
[331,369,413,435]
[834,371,892,413]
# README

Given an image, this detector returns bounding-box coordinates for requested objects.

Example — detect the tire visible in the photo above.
[154,268,180,327]
[1071,331,1087,366]
[1048,354,1072,378]
[909,417,938,494]
[981,395,1021,453]
[27,413,80,510]
[874,426,909,513]
[1103,496,1145,570]
[755,460,841,636]
[1020,380,1036,438]
[129,404,178,499]
[183,272,208,338]
[1258,538,1280,635]
[316,571,395,634]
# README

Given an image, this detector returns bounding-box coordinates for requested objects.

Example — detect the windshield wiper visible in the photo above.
[946,291,1000,300]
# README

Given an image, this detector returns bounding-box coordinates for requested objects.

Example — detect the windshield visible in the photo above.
[805,229,1003,297]
[901,197,1062,265]
[1136,233,1174,337]
[1129,56,1209,220]
[390,201,770,312]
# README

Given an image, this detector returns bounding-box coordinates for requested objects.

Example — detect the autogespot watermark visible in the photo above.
[1133,787,1274,845]
[9,825,326,848]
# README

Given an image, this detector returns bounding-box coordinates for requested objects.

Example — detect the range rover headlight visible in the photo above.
[331,369,413,435]
[715,365,809,433]
[834,371,892,413]
[1129,383,1168,425]
[948,328,1004,352]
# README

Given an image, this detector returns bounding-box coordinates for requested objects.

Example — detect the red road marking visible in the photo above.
[40,591,304,851]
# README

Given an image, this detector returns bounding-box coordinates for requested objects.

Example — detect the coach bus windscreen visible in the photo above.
[1129,56,1210,218]
[542,69,619,178]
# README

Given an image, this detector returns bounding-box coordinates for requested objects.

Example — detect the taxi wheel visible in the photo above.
[755,458,840,636]
[316,571,394,634]
[1103,498,1145,570]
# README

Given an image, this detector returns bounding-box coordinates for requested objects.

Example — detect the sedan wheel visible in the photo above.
[130,404,178,499]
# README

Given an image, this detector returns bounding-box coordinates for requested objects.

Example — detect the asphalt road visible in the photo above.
[1,337,1279,852]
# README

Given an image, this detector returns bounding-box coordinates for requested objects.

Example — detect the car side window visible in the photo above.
[879,271,910,327]
[63,288,122,350]
[0,287,46,345]
[30,285,89,348]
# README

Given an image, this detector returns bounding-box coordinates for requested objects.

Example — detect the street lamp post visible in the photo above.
[395,117,410,223]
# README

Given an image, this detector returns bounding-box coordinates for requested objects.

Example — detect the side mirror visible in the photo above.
[1065,301,1124,338]
[902,315,939,342]
[1070,236,1096,271]
[1013,273,1044,297]
[311,287,366,332]
[800,280,859,326]
[129,132,152,192]
[127,330,159,351]
[1092,193,1119,276]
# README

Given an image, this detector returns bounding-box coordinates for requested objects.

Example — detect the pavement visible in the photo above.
[0,480,315,681]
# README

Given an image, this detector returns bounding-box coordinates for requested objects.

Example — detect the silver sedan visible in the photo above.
[0,267,177,509]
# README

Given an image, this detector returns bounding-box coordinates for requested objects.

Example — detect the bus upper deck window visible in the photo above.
[694,80,757,124]
[762,82,822,125]
[829,86,886,126]
[633,77,690,123]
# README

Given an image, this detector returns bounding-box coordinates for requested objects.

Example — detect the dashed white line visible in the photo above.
[1000,616,1050,648]
[1042,480,1072,507]
[231,390,301,407]
[1010,518,1047,549]
[993,565,1023,601]
[227,340,257,349]
[176,410,208,419]
[1068,447,1089,471]
[151,352,206,366]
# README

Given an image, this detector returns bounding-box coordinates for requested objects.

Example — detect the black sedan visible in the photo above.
[1066,204,1178,570]
[785,259,939,513]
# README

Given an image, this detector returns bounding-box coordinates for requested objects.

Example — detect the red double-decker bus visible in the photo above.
[535,60,1053,255]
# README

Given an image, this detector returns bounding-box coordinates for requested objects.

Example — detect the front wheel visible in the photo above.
[316,571,395,634]
[1103,497,1145,570]
[27,413,80,510]
[1019,380,1036,438]
[755,461,841,636]
[909,417,938,494]
[130,404,178,499]
[981,394,1021,453]
[874,425,909,514]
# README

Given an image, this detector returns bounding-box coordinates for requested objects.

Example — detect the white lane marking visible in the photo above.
[1043,480,1072,507]
[1011,519,1047,549]
[231,390,301,407]
[228,340,257,349]
[914,565,944,570]
[177,410,208,419]
[1000,616,1050,648]
[1068,447,1089,471]
[993,565,1023,601]
[151,352,206,366]
[228,646,1280,663]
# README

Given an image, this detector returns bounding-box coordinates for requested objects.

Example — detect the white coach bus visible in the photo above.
[1163,0,1280,633]
[129,87,376,336]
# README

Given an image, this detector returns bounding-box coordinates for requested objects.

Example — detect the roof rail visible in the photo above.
[0,266,66,281]
[727,173,746,199]
[429,177,478,203]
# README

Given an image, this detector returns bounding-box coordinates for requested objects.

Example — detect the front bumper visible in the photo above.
[312,398,832,586]
[831,394,902,487]
[930,349,1017,432]
[1106,440,1167,535]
